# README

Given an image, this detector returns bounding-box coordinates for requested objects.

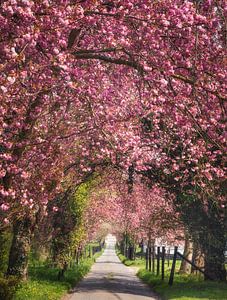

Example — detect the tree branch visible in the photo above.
[73,52,144,73]
[85,11,150,22]
[74,47,121,54]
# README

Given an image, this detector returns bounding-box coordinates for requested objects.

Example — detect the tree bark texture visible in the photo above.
[7,218,33,279]
[179,236,193,274]
[191,241,204,274]
[176,195,226,281]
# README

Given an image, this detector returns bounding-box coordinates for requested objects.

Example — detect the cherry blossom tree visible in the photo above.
[0,0,226,281]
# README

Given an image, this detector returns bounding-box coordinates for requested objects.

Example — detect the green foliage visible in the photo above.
[51,180,93,267]
[68,182,91,253]
[0,275,20,300]
[72,181,90,219]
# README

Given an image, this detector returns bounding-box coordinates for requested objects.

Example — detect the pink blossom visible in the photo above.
[3,218,9,224]
[53,206,59,212]
[0,203,10,211]
[0,86,7,93]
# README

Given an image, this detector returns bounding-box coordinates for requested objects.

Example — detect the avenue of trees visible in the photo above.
[0,0,226,288]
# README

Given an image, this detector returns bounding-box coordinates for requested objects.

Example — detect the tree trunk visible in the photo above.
[200,204,226,281]
[203,241,226,281]
[191,242,204,274]
[179,237,193,274]
[128,245,134,260]
[58,262,68,280]
[176,194,226,282]
[191,234,226,281]
[7,218,33,279]
[123,233,128,257]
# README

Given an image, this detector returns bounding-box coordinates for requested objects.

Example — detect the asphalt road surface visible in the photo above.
[68,234,159,300]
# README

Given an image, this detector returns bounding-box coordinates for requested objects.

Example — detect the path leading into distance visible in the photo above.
[68,234,159,300]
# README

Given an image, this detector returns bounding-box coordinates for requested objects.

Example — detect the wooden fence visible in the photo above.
[145,245,208,285]
[168,246,210,285]
[118,242,208,285]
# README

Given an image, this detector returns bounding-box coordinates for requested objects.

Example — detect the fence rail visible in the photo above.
[117,242,213,286]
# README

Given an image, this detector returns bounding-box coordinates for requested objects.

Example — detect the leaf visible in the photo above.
[67,28,81,49]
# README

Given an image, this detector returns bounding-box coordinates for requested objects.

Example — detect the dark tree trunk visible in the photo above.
[7,218,33,279]
[199,204,226,281]
[192,225,226,281]
[128,245,134,260]
[203,240,226,281]
[176,194,226,282]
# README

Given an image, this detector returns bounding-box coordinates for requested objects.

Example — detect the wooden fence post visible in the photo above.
[167,247,170,267]
[146,247,148,270]
[152,245,155,273]
[161,246,165,280]
[157,246,160,276]
[168,246,178,286]
[149,246,152,272]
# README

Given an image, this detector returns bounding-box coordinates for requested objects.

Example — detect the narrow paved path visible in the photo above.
[68,234,159,300]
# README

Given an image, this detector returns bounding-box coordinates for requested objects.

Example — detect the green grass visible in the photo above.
[138,269,227,300]
[14,249,103,300]
[117,252,145,267]
[117,250,227,300]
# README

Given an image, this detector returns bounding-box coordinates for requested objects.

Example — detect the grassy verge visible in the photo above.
[138,269,227,300]
[117,252,145,267]
[117,250,227,300]
[14,249,104,300]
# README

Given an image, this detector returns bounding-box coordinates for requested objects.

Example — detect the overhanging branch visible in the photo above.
[73,52,144,74]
